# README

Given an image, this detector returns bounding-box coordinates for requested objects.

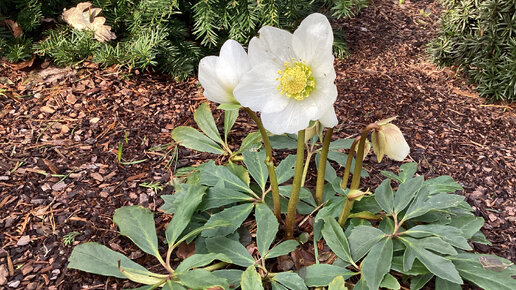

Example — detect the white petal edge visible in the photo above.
[261,101,313,135]
[216,40,250,91]
[319,105,338,128]
[198,56,234,104]
[248,26,296,67]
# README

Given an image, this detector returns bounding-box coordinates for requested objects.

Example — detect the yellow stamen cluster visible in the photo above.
[277,60,315,101]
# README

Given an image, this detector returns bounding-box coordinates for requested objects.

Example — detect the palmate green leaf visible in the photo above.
[361,237,393,290]
[206,236,255,267]
[448,215,484,239]
[237,131,262,154]
[213,269,243,288]
[348,225,386,261]
[407,236,457,255]
[381,170,403,183]
[201,203,254,237]
[255,203,278,256]
[404,224,471,250]
[409,273,433,290]
[177,268,229,290]
[403,192,465,221]
[194,102,223,145]
[269,134,297,149]
[224,107,239,142]
[68,242,151,279]
[176,253,231,272]
[380,273,400,290]
[301,264,356,287]
[353,278,368,290]
[172,126,224,154]
[176,220,232,246]
[271,282,289,290]
[398,162,418,182]
[226,162,251,186]
[273,272,308,290]
[264,240,299,259]
[391,256,430,276]
[199,185,254,210]
[113,206,159,258]
[423,175,462,195]
[449,253,516,290]
[162,280,187,290]
[243,149,268,190]
[328,276,348,290]
[399,237,462,284]
[403,247,416,272]
[200,161,254,194]
[275,154,296,184]
[374,179,394,214]
[393,176,424,213]
[166,184,206,245]
[325,151,369,178]
[322,217,354,265]
[435,277,462,290]
[241,266,264,290]
[328,138,354,150]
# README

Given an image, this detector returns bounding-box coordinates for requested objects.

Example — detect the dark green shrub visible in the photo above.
[429,0,516,102]
[1,0,368,79]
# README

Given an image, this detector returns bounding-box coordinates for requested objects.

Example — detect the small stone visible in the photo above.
[7,280,20,288]
[488,213,497,222]
[139,193,148,204]
[90,172,103,182]
[51,182,67,192]
[0,264,8,285]
[17,236,30,246]
[50,269,60,280]
[0,176,8,181]
[40,106,55,114]
[99,191,109,198]
[25,282,38,290]
[89,117,100,124]
[20,265,33,276]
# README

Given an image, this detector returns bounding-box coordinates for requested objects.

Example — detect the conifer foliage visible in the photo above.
[0,0,368,79]
[429,0,516,102]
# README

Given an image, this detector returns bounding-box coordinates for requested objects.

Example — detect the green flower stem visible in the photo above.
[338,124,379,226]
[315,127,333,205]
[340,137,360,190]
[244,108,281,220]
[300,151,313,187]
[285,129,306,240]
[203,262,229,272]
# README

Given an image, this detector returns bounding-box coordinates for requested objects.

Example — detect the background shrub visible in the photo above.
[0,0,368,79]
[428,0,516,102]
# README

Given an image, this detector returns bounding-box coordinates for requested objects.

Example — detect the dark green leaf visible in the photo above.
[194,102,223,144]
[404,224,471,250]
[423,176,462,195]
[202,203,254,237]
[273,272,308,290]
[381,170,403,183]
[448,215,484,239]
[166,184,206,245]
[409,273,433,290]
[241,266,264,290]
[348,225,386,261]
[224,108,239,142]
[68,242,150,279]
[329,138,354,150]
[269,135,297,149]
[176,253,231,272]
[255,203,278,256]
[175,220,232,246]
[237,131,262,154]
[200,185,254,210]
[113,206,159,258]
[177,268,229,289]
[374,179,394,214]
[200,161,254,194]
[398,163,418,182]
[361,238,393,290]
[322,217,354,265]
[213,269,243,289]
[399,237,462,284]
[435,277,462,290]
[393,176,424,213]
[243,149,268,190]
[206,236,255,267]
[403,193,465,221]
[276,154,296,184]
[301,264,356,287]
[265,240,299,259]
[380,273,400,289]
[172,126,224,154]
[391,256,430,276]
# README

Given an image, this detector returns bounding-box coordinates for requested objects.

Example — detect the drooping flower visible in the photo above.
[371,117,410,162]
[198,39,250,105]
[233,13,338,134]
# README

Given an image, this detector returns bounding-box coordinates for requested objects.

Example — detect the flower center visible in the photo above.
[277,61,315,101]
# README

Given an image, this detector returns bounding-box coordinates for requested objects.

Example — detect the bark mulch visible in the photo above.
[1,0,515,288]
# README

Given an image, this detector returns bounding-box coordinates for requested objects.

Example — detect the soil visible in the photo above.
[1,0,515,289]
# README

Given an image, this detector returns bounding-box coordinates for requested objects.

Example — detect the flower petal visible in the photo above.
[292,13,334,76]
[383,124,410,161]
[371,130,386,163]
[261,101,313,134]
[199,56,235,104]
[248,26,296,67]
[216,40,250,91]
[233,63,289,113]
[318,105,338,128]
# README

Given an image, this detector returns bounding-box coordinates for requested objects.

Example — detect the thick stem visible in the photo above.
[338,198,355,226]
[340,137,360,190]
[203,262,229,272]
[349,124,379,190]
[245,108,281,221]
[315,128,333,205]
[285,129,306,240]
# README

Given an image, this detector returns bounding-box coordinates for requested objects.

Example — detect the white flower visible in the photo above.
[233,13,338,134]
[371,117,410,162]
[198,39,250,104]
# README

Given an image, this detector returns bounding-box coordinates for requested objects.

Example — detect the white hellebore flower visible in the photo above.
[198,39,250,104]
[233,13,338,134]
[371,117,410,162]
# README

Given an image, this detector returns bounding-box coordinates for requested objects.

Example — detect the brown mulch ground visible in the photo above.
[1,0,515,288]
